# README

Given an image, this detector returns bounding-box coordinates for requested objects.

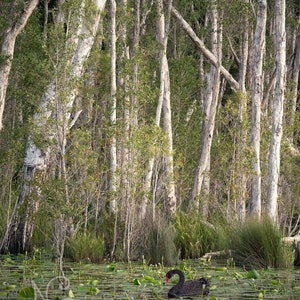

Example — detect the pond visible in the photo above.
[1,254,300,299]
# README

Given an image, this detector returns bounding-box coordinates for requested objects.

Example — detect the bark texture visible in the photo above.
[267,0,286,222]
[249,0,267,218]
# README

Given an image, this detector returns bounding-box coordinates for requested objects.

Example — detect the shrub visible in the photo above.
[227,218,293,269]
[65,233,105,263]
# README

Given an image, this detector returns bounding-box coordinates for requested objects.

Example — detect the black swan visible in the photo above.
[165,269,210,298]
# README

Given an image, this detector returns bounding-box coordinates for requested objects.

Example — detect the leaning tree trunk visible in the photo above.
[0,0,38,131]
[0,0,107,254]
[171,5,239,91]
[266,0,286,223]
[249,0,267,218]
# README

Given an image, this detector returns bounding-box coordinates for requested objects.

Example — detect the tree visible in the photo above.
[109,0,118,215]
[189,2,222,214]
[267,0,286,222]
[249,0,267,218]
[0,0,38,131]
[156,0,176,219]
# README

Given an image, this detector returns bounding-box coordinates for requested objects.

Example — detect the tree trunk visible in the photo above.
[109,0,118,215]
[157,0,176,219]
[0,0,38,131]
[0,0,107,254]
[249,0,267,218]
[235,0,250,222]
[267,0,286,223]
[189,3,222,213]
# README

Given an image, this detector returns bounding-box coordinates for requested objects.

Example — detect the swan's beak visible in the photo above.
[166,277,170,284]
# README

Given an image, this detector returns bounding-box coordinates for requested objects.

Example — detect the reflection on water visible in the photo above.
[0,257,300,299]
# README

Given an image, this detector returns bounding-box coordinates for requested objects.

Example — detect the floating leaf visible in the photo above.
[215,267,227,271]
[6,284,17,290]
[271,279,280,285]
[68,289,75,298]
[247,269,260,279]
[89,279,98,286]
[133,279,141,285]
[88,287,100,295]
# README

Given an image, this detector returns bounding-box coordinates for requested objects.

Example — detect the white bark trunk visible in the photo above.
[189,4,222,212]
[157,0,176,219]
[249,0,267,218]
[267,0,286,222]
[0,0,38,131]
[109,0,118,214]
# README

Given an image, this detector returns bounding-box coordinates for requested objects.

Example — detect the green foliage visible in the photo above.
[65,233,105,263]
[174,212,219,259]
[227,218,293,269]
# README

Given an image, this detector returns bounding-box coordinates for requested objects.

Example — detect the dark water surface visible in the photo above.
[1,255,300,299]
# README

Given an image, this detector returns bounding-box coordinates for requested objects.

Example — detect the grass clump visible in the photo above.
[65,233,105,263]
[228,218,293,269]
[174,212,219,259]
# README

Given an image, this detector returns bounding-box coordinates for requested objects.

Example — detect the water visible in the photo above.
[0,256,300,299]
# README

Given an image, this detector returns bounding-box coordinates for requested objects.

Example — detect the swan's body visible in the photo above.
[165,269,209,298]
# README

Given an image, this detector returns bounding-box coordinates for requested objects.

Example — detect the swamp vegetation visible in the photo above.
[1,254,300,300]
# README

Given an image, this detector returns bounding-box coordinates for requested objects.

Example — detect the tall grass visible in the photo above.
[65,233,105,263]
[143,214,178,266]
[227,218,293,269]
[173,212,219,259]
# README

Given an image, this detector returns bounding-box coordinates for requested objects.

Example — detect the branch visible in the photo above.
[171,6,240,91]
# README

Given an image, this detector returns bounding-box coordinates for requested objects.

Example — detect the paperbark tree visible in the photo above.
[109,0,118,215]
[189,3,222,212]
[0,0,107,254]
[157,0,176,219]
[267,0,286,222]
[249,0,267,218]
[0,0,38,131]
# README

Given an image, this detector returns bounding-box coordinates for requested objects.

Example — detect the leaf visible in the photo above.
[133,279,141,285]
[68,289,75,298]
[6,284,17,290]
[88,287,100,295]
[247,269,260,279]
[18,287,35,298]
